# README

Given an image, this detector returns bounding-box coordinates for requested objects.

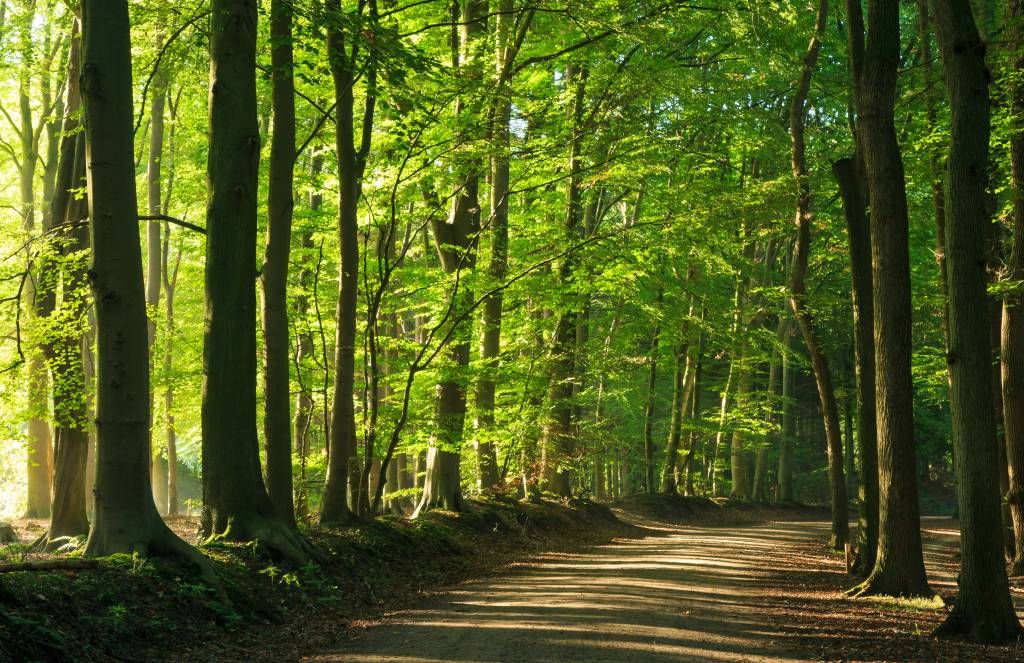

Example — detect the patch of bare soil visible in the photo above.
[762,517,1024,661]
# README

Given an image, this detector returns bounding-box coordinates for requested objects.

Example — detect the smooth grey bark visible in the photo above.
[80,0,215,586]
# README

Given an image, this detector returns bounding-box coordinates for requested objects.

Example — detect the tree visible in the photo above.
[260,0,297,527]
[846,0,931,598]
[38,14,89,549]
[834,156,878,574]
[1001,0,1024,579]
[321,0,376,524]
[200,0,314,564]
[931,0,1023,641]
[787,0,847,549]
[79,0,214,583]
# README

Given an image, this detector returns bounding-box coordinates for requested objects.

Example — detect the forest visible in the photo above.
[0,0,1023,660]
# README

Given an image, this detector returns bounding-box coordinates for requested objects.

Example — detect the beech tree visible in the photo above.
[931,0,1022,641]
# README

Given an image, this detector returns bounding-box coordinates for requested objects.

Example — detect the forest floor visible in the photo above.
[3,497,1024,662]
[312,506,1024,663]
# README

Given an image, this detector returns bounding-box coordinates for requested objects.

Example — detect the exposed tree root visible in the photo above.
[203,514,327,567]
[85,520,228,604]
[846,570,936,600]
[934,606,1023,644]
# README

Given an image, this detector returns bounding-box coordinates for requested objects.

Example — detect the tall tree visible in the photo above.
[415,0,485,515]
[200,0,314,563]
[538,63,588,498]
[320,0,377,524]
[847,0,931,598]
[834,156,878,574]
[260,0,297,527]
[931,0,1023,641]
[1003,0,1024,579]
[79,0,214,584]
[788,0,847,549]
[38,15,89,549]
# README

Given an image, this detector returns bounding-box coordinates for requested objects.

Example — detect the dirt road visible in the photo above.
[307,520,829,662]
[307,517,1024,663]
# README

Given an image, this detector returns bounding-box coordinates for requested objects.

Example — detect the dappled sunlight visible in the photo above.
[310,520,828,662]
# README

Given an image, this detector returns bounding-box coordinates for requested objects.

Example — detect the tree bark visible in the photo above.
[145,50,166,514]
[834,156,879,575]
[80,0,215,585]
[931,0,1023,641]
[201,0,314,565]
[321,0,376,524]
[260,0,297,527]
[1003,0,1024,579]
[539,64,588,498]
[777,325,795,502]
[642,288,662,495]
[472,0,521,492]
[39,17,89,547]
[787,0,847,550]
[414,0,485,515]
[846,0,931,598]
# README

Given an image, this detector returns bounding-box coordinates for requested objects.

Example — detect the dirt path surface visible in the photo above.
[307,517,1024,663]
[307,520,826,662]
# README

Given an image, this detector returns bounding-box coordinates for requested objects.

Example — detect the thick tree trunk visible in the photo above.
[834,157,879,575]
[80,0,215,585]
[931,0,1023,641]
[201,0,314,565]
[847,0,931,598]
[260,0,297,527]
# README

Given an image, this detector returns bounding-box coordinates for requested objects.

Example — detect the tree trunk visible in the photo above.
[321,0,376,524]
[834,157,879,575]
[788,0,847,549]
[80,0,215,583]
[18,2,51,520]
[931,0,1023,641]
[40,20,89,547]
[642,289,662,496]
[777,325,796,502]
[846,0,931,598]
[260,0,297,527]
[145,52,166,514]
[1003,0,1024,579]
[201,0,313,565]
[472,0,519,492]
[539,64,588,498]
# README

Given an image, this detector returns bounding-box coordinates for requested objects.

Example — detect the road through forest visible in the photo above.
[307,517,1024,662]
